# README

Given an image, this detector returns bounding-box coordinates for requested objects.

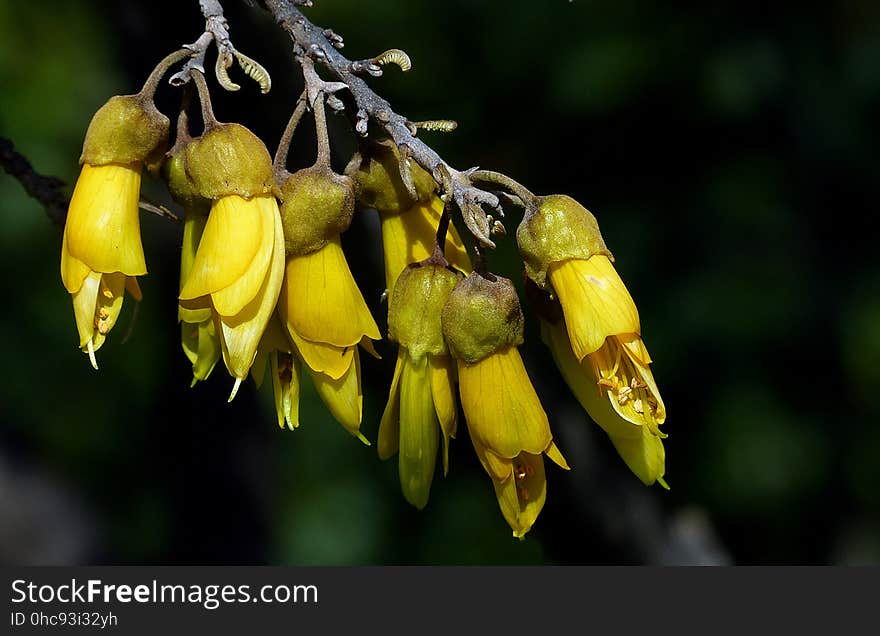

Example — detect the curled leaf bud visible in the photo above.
[349,143,436,214]
[441,272,524,364]
[183,123,275,200]
[516,194,613,289]
[388,263,462,360]
[277,165,356,256]
[80,95,169,168]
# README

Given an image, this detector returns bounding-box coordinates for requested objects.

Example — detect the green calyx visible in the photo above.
[441,272,524,364]
[349,143,437,215]
[516,194,613,289]
[389,263,463,360]
[80,94,169,168]
[183,123,275,200]
[278,165,355,256]
[162,150,211,216]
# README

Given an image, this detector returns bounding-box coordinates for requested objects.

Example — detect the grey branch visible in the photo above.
[260,0,502,248]
[1,137,68,226]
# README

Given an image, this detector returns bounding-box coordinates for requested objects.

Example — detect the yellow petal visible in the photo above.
[91,272,127,351]
[493,451,547,540]
[71,271,101,349]
[217,202,285,380]
[398,354,440,509]
[457,345,553,459]
[470,435,513,483]
[380,196,471,298]
[287,327,354,380]
[310,348,366,442]
[211,197,277,316]
[60,228,90,293]
[191,319,221,384]
[542,319,665,486]
[271,351,301,430]
[281,237,381,348]
[125,276,142,302]
[429,353,458,475]
[180,195,264,300]
[65,163,146,276]
[179,213,208,290]
[378,349,406,460]
[548,255,640,360]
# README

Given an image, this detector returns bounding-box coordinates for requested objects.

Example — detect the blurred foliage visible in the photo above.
[1,0,879,564]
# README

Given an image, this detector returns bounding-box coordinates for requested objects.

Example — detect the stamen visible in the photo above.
[514,463,527,480]
[98,307,110,320]
[524,464,535,477]
[517,486,530,501]
[228,378,243,402]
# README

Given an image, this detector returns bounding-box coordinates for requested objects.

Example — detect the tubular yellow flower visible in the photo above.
[442,272,568,538]
[541,318,666,487]
[175,122,284,397]
[60,94,169,368]
[276,164,380,442]
[378,263,461,509]
[252,314,301,431]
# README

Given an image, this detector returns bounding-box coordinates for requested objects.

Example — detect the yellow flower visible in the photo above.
[178,213,221,386]
[379,196,471,299]
[277,238,379,442]
[252,313,301,431]
[60,93,169,368]
[518,194,667,482]
[541,318,666,486]
[442,272,568,538]
[179,194,285,398]
[378,263,461,509]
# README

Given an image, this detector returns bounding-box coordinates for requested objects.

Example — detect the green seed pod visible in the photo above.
[183,123,275,200]
[349,143,436,215]
[278,165,355,256]
[516,194,613,289]
[389,263,462,361]
[80,95,169,168]
[441,272,524,364]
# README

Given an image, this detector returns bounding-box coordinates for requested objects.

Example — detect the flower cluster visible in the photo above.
[60,58,667,539]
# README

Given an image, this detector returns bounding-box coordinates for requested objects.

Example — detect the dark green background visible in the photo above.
[2,0,879,564]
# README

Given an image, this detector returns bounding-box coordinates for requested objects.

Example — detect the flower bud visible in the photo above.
[516,194,613,289]
[388,263,462,360]
[441,272,524,364]
[183,123,275,200]
[80,95,169,168]
[278,165,355,256]
[350,143,436,214]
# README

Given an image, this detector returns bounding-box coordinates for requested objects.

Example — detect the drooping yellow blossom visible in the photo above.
[378,262,461,509]
[276,164,380,442]
[252,313,301,431]
[60,94,169,368]
[442,272,568,538]
[518,194,667,480]
[176,123,285,398]
[351,143,471,297]
[541,317,666,486]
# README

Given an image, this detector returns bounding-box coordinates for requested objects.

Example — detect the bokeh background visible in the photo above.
[2,0,879,565]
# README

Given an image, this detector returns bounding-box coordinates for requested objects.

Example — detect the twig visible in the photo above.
[0,137,68,226]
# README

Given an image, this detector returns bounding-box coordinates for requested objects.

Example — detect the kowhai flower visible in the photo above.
[60,94,169,368]
[442,272,568,538]
[518,194,667,482]
[252,313,302,431]
[177,123,285,398]
[378,261,461,509]
[276,165,380,442]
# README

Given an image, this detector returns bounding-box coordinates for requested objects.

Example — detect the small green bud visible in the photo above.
[516,194,613,289]
[80,95,169,168]
[278,165,355,256]
[349,143,436,215]
[441,272,524,364]
[389,263,462,360]
[183,123,274,200]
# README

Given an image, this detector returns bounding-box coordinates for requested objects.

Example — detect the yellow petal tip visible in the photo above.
[355,431,371,446]
[86,340,98,370]
[657,477,670,491]
[228,377,243,402]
